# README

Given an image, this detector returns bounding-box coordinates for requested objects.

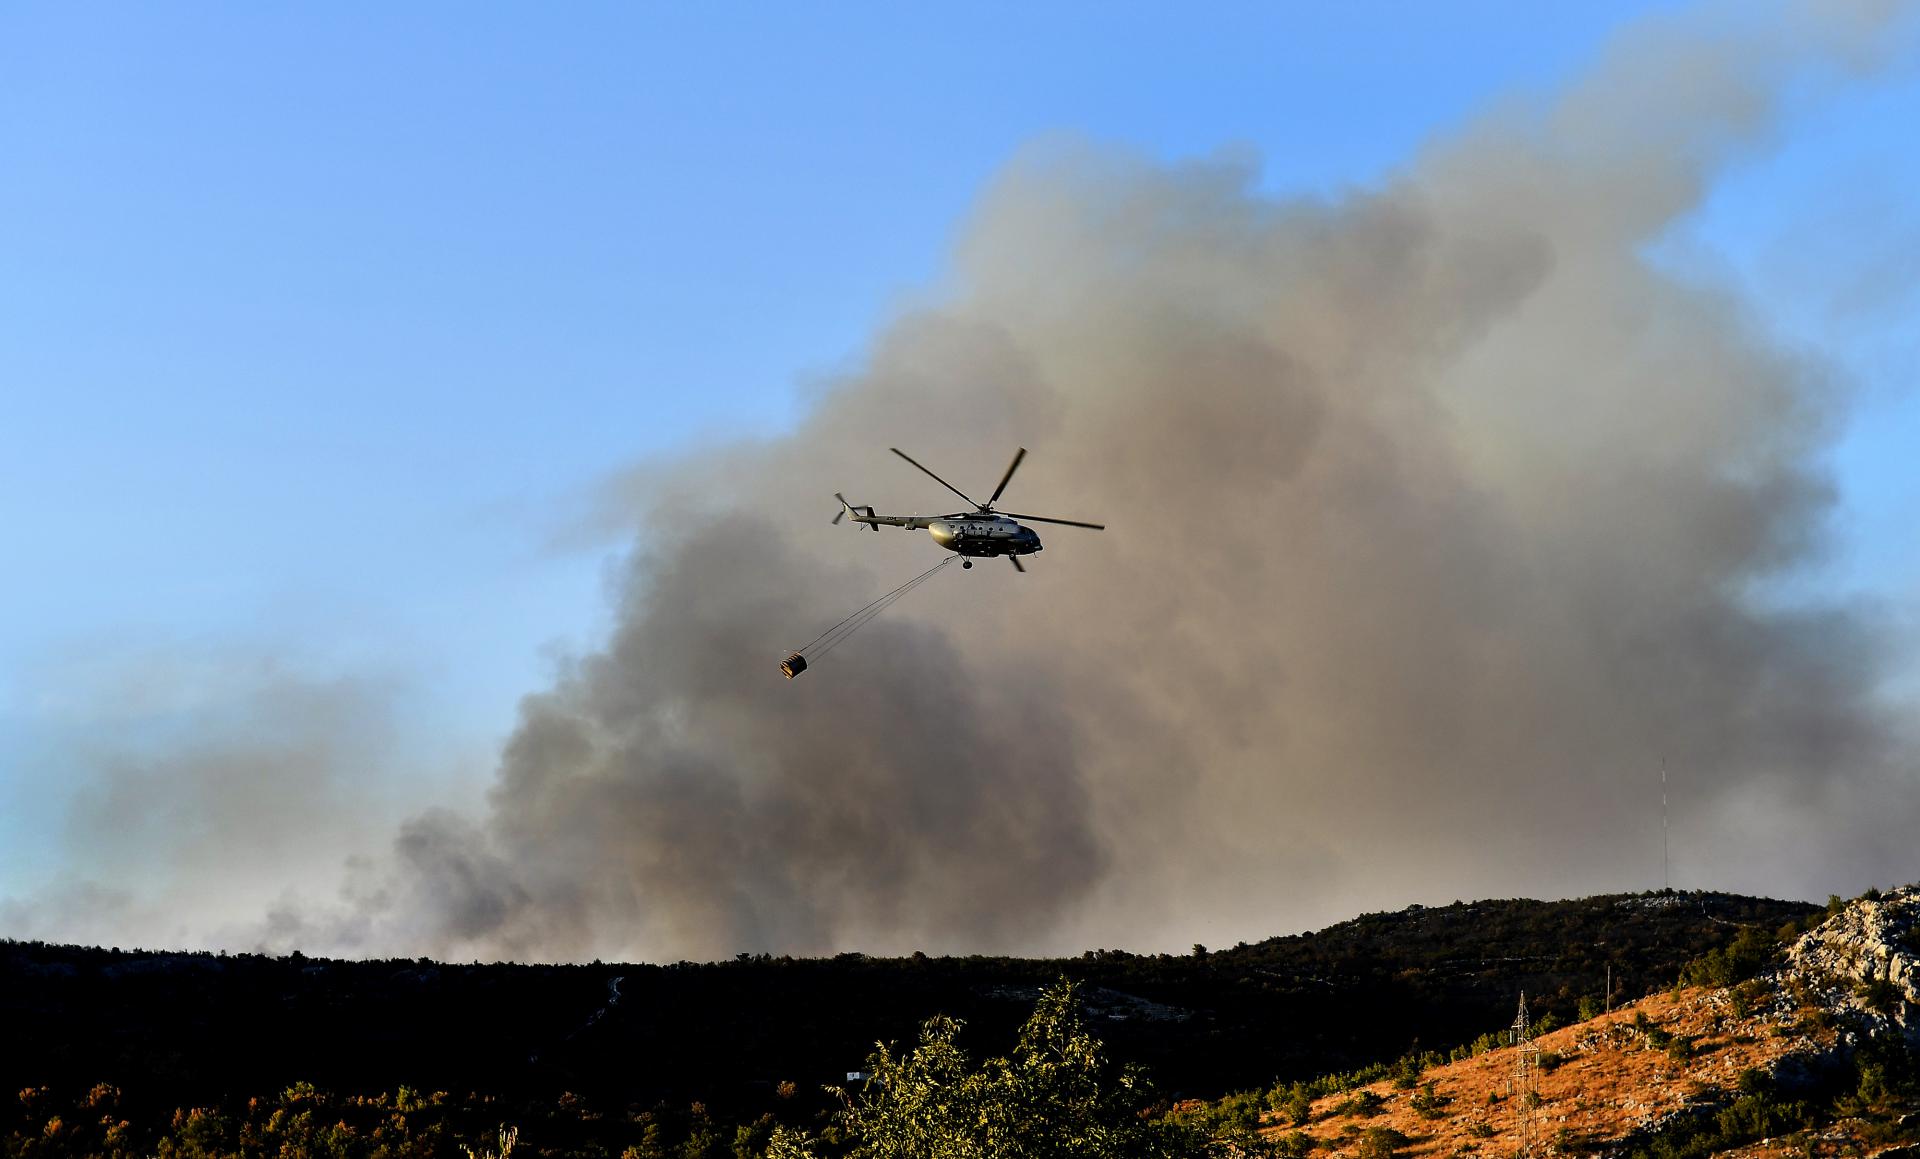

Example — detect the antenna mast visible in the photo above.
[1662,758,1669,892]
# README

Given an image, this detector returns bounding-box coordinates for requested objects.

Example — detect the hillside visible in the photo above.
[1244,986,1829,1155]
[0,889,1843,1157]
[0,892,1814,1103]
[1207,886,1920,1159]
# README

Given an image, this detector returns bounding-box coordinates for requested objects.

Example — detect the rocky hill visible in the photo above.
[1778,888,1920,1042]
[1229,887,1920,1158]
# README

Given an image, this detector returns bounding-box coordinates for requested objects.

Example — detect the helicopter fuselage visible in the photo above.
[928,514,1042,558]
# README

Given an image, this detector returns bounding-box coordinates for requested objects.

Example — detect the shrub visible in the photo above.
[1856,977,1903,1015]
[1736,1068,1772,1096]
[1410,1082,1451,1119]
[1851,1033,1920,1110]
[1356,1126,1409,1159]
[775,980,1199,1159]
[1680,926,1780,988]
[1333,1091,1385,1118]
[1728,980,1763,1019]
[1274,1131,1316,1158]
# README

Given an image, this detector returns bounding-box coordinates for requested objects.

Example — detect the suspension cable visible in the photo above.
[797,556,957,661]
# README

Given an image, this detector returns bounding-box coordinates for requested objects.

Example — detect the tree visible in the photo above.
[772,980,1205,1159]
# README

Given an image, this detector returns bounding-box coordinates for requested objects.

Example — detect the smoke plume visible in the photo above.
[292,0,1915,962]
[18,2,1920,961]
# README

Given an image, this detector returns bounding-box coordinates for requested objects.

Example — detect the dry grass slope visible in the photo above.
[1257,986,1831,1157]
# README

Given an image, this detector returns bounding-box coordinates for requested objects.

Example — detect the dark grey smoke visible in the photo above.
[13,1,1919,960]
[302,0,1918,963]
[342,519,1106,959]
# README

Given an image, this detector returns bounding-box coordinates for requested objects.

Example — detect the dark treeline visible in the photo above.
[3,890,1814,1121]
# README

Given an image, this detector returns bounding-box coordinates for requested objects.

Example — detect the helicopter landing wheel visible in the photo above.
[961,559,973,569]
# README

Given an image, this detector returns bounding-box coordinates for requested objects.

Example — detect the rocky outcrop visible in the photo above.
[1778,885,1920,1041]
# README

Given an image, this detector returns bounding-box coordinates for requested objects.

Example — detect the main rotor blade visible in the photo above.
[1000,512,1106,530]
[986,447,1027,508]
[1008,555,1025,572]
[890,448,981,509]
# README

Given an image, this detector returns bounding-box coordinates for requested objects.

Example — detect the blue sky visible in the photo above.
[3,2,1917,899]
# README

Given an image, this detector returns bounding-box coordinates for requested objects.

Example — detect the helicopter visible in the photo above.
[833,447,1105,571]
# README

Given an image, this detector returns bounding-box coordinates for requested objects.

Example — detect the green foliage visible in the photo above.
[1631,1013,1672,1050]
[1277,1084,1314,1127]
[1663,1035,1693,1064]
[1354,1126,1408,1159]
[1447,1031,1508,1063]
[1679,925,1780,989]
[1625,1091,1819,1159]
[1408,1082,1451,1119]
[1627,1031,1920,1159]
[1846,1034,1920,1113]
[1856,977,1904,1015]
[680,1105,723,1159]
[1180,1089,1265,1141]
[1727,979,1763,1019]
[1271,1131,1316,1158]
[791,979,1203,1159]
[1388,1054,1424,1090]
[1330,1091,1384,1119]
[1298,1063,1390,1099]
[1576,995,1603,1022]
[463,1125,519,1159]
[4,1082,473,1159]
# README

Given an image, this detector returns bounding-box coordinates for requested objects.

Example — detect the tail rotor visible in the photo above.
[833,493,879,530]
